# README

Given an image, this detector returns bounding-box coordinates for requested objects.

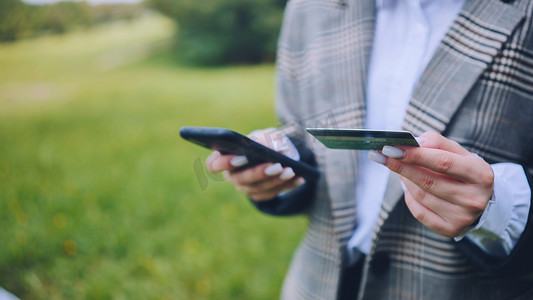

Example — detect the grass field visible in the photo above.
[0,14,307,299]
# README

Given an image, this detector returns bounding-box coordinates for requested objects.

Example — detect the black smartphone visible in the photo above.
[180,126,320,181]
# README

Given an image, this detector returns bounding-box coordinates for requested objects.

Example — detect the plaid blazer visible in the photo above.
[268,0,533,299]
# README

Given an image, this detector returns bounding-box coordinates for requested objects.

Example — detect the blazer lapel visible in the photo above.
[377,0,525,228]
[326,0,376,243]
[402,0,525,136]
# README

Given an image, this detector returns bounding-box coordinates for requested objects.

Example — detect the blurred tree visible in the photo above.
[0,1,145,42]
[0,0,31,41]
[147,0,286,65]
[39,2,92,34]
[91,4,144,24]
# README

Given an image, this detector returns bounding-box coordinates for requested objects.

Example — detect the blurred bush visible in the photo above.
[147,0,286,65]
[0,0,40,41]
[0,0,145,42]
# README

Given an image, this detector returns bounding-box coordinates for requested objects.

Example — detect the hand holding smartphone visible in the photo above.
[179,126,320,181]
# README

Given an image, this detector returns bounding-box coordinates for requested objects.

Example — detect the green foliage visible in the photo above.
[35,1,92,34]
[0,0,145,42]
[0,14,306,299]
[147,0,286,65]
[0,0,31,41]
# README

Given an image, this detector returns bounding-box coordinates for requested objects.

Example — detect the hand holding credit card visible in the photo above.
[306,128,419,150]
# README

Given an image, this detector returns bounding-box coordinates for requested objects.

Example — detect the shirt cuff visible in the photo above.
[454,163,531,258]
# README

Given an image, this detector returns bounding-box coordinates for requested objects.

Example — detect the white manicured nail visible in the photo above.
[230,155,248,167]
[264,163,283,176]
[382,146,404,159]
[368,150,387,165]
[279,168,295,181]
[295,177,306,186]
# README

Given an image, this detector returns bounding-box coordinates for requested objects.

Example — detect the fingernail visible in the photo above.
[279,167,295,181]
[415,137,426,145]
[295,177,306,186]
[264,163,283,176]
[368,150,387,165]
[230,155,248,167]
[382,146,404,159]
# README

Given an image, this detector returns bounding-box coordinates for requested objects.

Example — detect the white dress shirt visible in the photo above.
[347,0,531,257]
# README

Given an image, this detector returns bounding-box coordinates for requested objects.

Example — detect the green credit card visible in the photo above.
[306,128,419,150]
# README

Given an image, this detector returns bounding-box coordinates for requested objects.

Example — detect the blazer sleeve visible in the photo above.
[455,163,533,276]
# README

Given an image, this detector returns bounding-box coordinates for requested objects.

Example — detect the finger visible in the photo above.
[402,177,483,236]
[401,176,477,218]
[403,181,468,237]
[385,146,492,184]
[387,159,470,204]
[403,189,458,237]
[206,151,250,173]
[249,177,306,202]
[237,168,299,195]
[418,131,470,155]
[228,163,284,185]
[394,161,491,209]
[206,151,234,173]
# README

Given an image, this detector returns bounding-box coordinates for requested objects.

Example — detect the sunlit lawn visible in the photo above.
[0,13,306,299]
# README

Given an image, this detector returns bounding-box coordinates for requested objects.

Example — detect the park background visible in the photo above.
[0,0,308,299]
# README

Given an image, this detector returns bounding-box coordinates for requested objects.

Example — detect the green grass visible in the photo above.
[0,14,307,299]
